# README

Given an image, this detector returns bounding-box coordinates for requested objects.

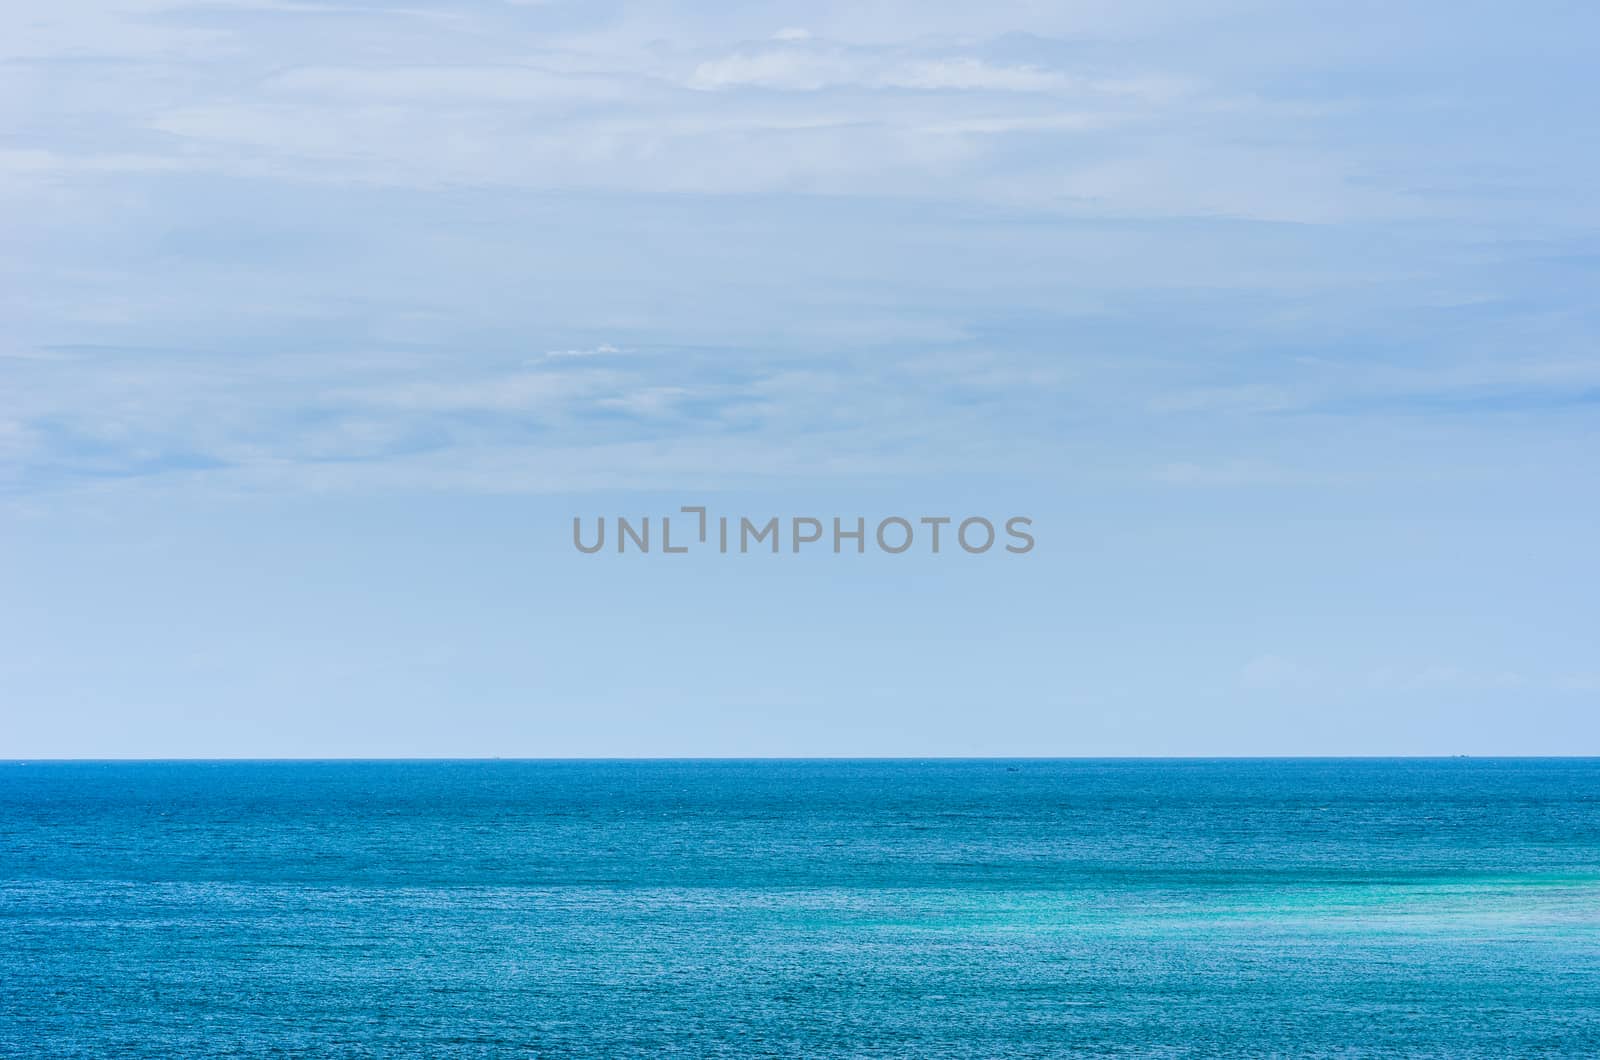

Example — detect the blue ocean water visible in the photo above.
[2,759,1598,1057]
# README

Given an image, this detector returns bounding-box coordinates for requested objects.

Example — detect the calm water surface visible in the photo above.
[2,759,1598,1057]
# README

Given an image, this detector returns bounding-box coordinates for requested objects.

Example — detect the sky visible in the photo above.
[2,0,1598,756]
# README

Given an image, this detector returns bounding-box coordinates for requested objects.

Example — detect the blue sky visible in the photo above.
[2,0,1598,755]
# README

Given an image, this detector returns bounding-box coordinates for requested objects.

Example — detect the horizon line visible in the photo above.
[5,754,1598,763]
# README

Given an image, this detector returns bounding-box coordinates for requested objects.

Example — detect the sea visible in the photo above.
[2,759,1598,1057]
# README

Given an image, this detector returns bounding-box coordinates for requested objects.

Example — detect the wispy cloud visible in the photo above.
[543,344,622,359]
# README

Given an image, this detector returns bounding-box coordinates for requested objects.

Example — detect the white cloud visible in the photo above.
[879,59,1074,93]
[7,0,1444,227]
[595,385,695,417]
[687,49,1098,96]
[341,368,628,414]
[6,0,1598,502]
[1556,674,1600,693]
[687,48,864,92]
[544,344,622,359]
